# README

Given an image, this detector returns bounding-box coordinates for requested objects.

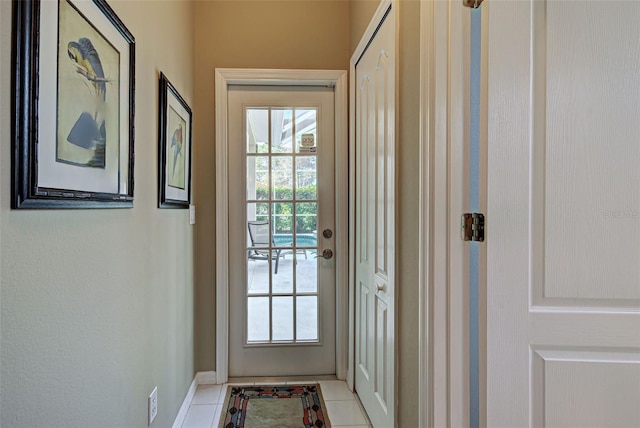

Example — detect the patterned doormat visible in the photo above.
[218,384,331,428]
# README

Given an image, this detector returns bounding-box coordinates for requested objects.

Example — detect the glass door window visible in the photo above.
[245,107,320,344]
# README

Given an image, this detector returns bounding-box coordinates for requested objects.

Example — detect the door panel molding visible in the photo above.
[215,68,347,384]
[486,1,640,425]
[350,1,396,425]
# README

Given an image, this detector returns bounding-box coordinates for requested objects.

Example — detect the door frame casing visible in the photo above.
[418,1,471,427]
[214,68,348,384]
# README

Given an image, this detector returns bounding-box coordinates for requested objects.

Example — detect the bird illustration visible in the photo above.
[66,37,108,167]
[170,124,184,177]
[67,38,107,101]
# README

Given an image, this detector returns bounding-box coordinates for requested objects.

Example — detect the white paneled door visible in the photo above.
[486,1,640,426]
[353,4,395,427]
[227,86,336,377]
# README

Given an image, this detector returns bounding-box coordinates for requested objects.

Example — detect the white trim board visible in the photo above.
[214,68,348,385]
[196,371,217,385]
[172,371,216,428]
[418,1,471,427]
[418,2,434,426]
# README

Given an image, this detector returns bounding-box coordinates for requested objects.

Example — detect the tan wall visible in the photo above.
[349,0,380,55]
[0,1,196,426]
[192,0,350,370]
[349,1,421,427]
[396,2,421,427]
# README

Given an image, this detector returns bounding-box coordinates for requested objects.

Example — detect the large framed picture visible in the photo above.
[158,73,192,209]
[12,0,135,209]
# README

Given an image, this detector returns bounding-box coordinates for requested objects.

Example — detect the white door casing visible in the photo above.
[418,1,471,427]
[351,1,396,426]
[227,86,336,376]
[215,69,348,384]
[486,1,640,426]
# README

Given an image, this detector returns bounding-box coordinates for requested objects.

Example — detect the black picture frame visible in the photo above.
[12,0,135,209]
[158,72,192,209]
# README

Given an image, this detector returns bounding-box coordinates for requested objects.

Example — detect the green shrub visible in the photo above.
[254,185,317,233]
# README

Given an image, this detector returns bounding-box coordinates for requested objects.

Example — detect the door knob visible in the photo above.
[322,229,333,239]
[315,249,333,260]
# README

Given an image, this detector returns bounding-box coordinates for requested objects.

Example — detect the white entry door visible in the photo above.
[486,1,640,426]
[227,85,336,377]
[353,4,395,427]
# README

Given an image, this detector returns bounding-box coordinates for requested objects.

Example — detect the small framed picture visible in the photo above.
[158,73,192,208]
[12,0,135,208]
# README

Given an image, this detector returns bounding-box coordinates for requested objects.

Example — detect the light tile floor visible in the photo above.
[181,378,371,428]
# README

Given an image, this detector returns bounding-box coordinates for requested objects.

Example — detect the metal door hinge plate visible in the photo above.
[462,213,485,242]
[463,0,483,8]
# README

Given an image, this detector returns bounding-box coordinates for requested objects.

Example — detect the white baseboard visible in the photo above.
[172,371,217,428]
[196,371,217,385]
[172,377,197,428]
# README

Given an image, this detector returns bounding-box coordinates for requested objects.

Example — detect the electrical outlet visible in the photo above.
[148,386,158,425]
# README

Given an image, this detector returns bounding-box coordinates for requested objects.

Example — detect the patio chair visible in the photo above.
[247,221,283,274]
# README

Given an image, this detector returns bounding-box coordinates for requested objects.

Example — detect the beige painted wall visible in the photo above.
[396,2,421,427]
[349,0,380,56]
[349,1,421,427]
[192,0,350,370]
[0,1,196,426]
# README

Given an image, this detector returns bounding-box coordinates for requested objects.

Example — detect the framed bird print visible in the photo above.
[158,73,192,209]
[11,0,135,209]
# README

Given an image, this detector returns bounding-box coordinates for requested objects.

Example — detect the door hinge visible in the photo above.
[461,213,485,242]
[463,0,483,8]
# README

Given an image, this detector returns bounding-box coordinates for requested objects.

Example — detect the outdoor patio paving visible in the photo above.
[246,255,320,342]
